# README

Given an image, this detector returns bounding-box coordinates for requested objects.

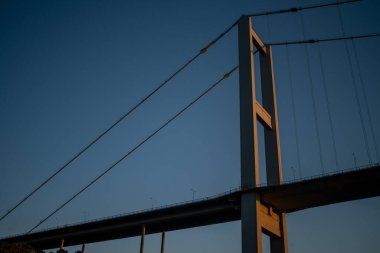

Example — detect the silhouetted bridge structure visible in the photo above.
[1,2,380,252]
[2,165,379,249]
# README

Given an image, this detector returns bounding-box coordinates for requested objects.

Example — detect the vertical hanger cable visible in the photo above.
[316,44,340,169]
[285,45,303,178]
[297,0,325,173]
[351,40,379,163]
[336,2,372,164]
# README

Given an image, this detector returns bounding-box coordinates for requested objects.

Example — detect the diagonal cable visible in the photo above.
[27,66,239,233]
[0,0,364,223]
[0,21,237,223]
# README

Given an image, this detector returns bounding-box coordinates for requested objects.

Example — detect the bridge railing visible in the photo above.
[2,162,378,240]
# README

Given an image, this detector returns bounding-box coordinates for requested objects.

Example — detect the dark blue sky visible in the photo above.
[1,0,380,252]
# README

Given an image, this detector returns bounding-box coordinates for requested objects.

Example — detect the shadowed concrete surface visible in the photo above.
[258,164,380,212]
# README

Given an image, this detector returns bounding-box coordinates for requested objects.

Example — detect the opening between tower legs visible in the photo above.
[238,16,288,253]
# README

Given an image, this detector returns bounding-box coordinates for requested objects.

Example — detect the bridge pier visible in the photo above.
[140,225,145,253]
[161,231,165,253]
[238,16,287,253]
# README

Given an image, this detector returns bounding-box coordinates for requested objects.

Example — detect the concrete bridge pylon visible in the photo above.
[238,16,288,253]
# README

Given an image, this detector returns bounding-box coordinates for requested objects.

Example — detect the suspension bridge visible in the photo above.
[0,1,379,252]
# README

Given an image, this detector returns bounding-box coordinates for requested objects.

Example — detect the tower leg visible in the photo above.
[241,193,262,253]
[238,16,287,253]
[269,214,287,253]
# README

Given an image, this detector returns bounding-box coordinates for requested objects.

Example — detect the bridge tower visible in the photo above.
[238,16,288,253]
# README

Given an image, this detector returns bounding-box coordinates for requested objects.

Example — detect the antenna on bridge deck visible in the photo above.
[291,166,296,180]
[190,188,196,201]
[352,152,358,168]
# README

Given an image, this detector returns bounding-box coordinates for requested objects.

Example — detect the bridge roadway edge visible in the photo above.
[1,165,379,250]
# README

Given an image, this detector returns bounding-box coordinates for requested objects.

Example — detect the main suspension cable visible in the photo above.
[0,18,238,223]
[1,0,365,223]
[246,0,361,18]
[268,34,380,46]
[27,66,239,233]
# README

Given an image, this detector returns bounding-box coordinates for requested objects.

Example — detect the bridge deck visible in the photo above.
[1,165,379,250]
[259,165,380,212]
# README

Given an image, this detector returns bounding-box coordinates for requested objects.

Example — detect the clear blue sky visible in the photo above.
[1,0,379,252]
